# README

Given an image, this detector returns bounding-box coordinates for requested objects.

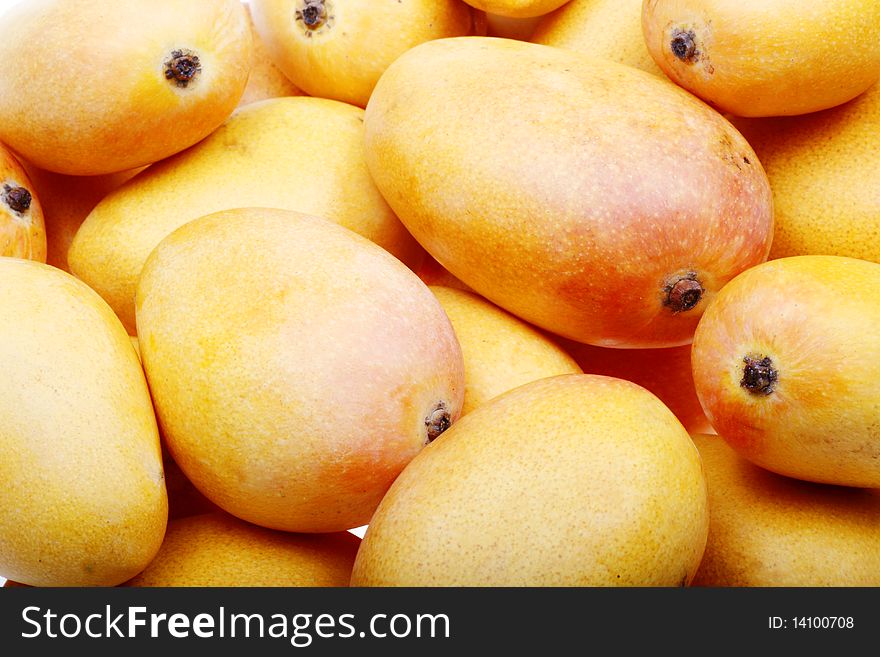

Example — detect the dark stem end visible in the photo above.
[3,184,32,214]
[664,272,704,313]
[425,402,451,444]
[670,29,698,63]
[741,355,778,395]
[164,50,201,88]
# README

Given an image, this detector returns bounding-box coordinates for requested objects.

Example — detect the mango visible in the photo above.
[127,513,359,587]
[486,13,541,40]
[251,0,475,108]
[351,375,708,586]
[238,4,304,107]
[532,0,663,76]
[463,1,570,19]
[365,37,773,347]
[691,434,880,586]
[1,143,45,261]
[0,259,167,587]
[692,256,880,487]
[561,340,711,433]
[136,208,464,533]
[22,165,141,274]
[430,286,582,414]
[642,0,880,117]
[733,83,880,263]
[70,96,422,334]
[0,0,252,175]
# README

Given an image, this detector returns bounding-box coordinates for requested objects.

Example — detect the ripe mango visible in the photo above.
[0,0,252,175]
[463,0,570,19]
[136,208,464,533]
[1,143,45,261]
[70,96,422,334]
[692,434,880,586]
[733,82,880,263]
[430,286,581,414]
[692,256,880,487]
[127,513,359,587]
[365,37,773,347]
[0,259,167,587]
[561,340,711,433]
[642,0,880,117]
[351,375,708,586]
[239,4,304,107]
[250,0,475,108]
[532,0,663,76]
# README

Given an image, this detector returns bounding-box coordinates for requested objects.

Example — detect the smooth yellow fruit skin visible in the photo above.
[351,375,708,586]
[365,37,772,348]
[70,96,422,334]
[533,0,663,76]
[127,513,359,587]
[0,0,252,175]
[1,143,46,262]
[692,256,880,488]
[430,286,581,414]
[0,259,167,587]
[238,4,304,107]
[691,434,880,586]
[464,0,570,19]
[733,83,880,263]
[136,208,464,533]
[642,0,880,117]
[251,0,474,108]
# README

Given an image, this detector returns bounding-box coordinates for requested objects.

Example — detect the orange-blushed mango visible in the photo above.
[365,37,773,348]
[136,208,464,533]
[692,256,880,488]
[351,375,708,586]
[642,0,880,117]
[0,0,252,175]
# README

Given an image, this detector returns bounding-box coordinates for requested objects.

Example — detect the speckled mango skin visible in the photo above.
[464,0,569,19]
[0,259,167,587]
[136,208,464,533]
[561,339,711,433]
[251,0,474,108]
[22,164,141,275]
[692,256,880,488]
[127,513,359,587]
[430,286,582,415]
[70,97,423,334]
[691,434,880,587]
[733,83,880,263]
[532,0,663,76]
[238,4,304,107]
[0,0,252,175]
[642,0,880,117]
[1,144,46,261]
[351,375,708,586]
[365,37,773,348]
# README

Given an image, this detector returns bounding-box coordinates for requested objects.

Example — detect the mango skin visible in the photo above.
[0,259,167,587]
[351,375,708,586]
[430,286,581,414]
[238,4,304,107]
[1,144,46,261]
[136,208,464,533]
[463,0,570,19]
[70,96,422,334]
[642,0,880,117]
[733,83,880,263]
[365,37,773,348]
[532,0,663,76]
[691,434,880,586]
[561,340,711,433]
[127,513,359,587]
[251,0,474,108]
[0,0,252,175]
[692,256,880,488]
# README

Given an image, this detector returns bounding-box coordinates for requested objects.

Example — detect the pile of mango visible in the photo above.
[1,0,878,588]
